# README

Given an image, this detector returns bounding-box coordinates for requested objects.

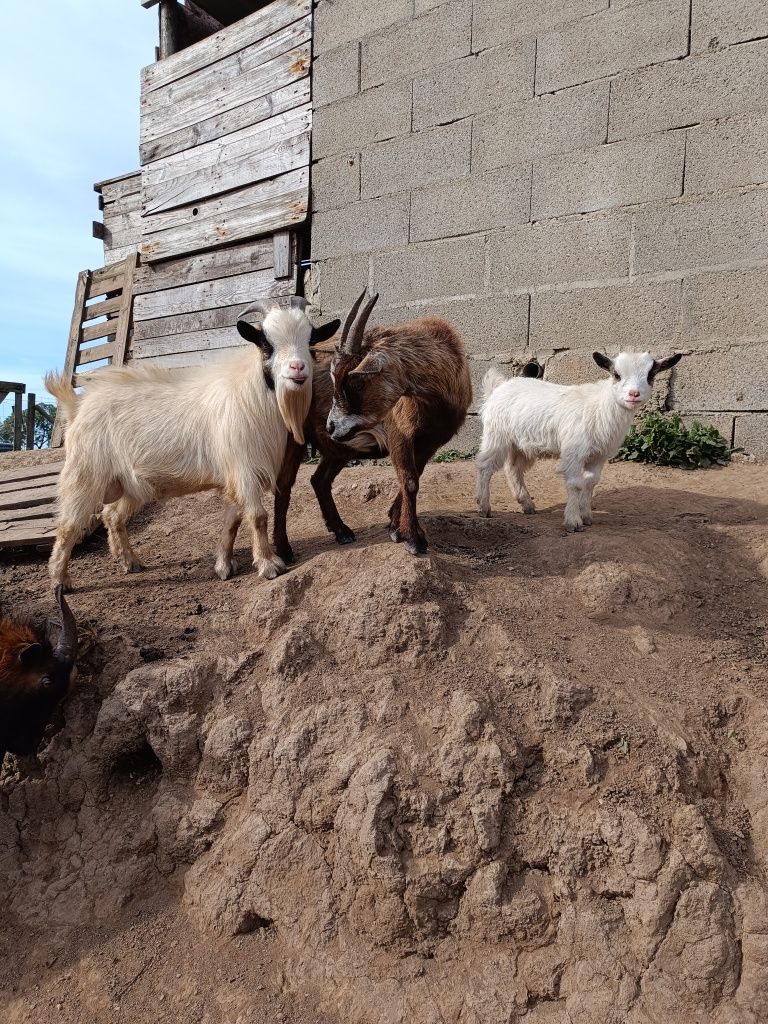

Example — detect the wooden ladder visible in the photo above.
[51,253,138,447]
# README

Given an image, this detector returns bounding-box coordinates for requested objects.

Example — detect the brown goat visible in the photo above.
[215,289,472,569]
[0,587,77,763]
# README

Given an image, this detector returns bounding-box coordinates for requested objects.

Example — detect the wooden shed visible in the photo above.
[85,0,311,375]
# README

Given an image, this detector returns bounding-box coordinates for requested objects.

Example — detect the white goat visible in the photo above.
[46,299,340,588]
[475,351,683,532]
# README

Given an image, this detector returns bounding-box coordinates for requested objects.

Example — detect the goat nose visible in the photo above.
[628,389,641,398]
[289,360,305,372]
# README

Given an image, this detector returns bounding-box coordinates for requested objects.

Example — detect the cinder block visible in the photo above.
[489,215,631,290]
[370,293,530,357]
[734,414,768,459]
[530,281,683,352]
[466,354,534,413]
[312,194,410,259]
[448,414,482,454]
[361,1,472,90]
[313,42,360,108]
[675,412,735,443]
[691,0,768,53]
[312,80,412,160]
[681,267,768,345]
[536,0,689,93]
[472,0,608,52]
[473,82,609,173]
[314,0,411,54]
[311,153,361,213]
[361,122,472,200]
[633,190,768,275]
[673,342,768,412]
[685,113,768,193]
[609,44,768,141]
[412,41,534,130]
[544,348,604,385]
[532,134,684,219]
[310,254,371,315]
[410,165,530,243]
[372,236,487,304]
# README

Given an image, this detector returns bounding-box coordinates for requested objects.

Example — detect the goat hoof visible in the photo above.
[389,526,404,543]
[405,536,428,556]
[335,528,355,545]
[477,507,490,518]
[257,556,287,580]
[565,522,584,534]
[125,560,146,574]
[275,545,295,565]
[522,505,536,515]
[215,557,238,581]
[581,515,593,527]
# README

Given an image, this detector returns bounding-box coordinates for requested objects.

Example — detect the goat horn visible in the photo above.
[289,296,308,311]
[53,585,77,666]
[238,300,272,321]
[340,288,379,354]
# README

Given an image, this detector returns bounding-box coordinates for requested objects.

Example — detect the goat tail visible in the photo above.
[482,366,507,403]
[44,372,79,427]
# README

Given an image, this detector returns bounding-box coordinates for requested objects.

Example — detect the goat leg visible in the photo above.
[273,438,306,564]
[215,504,243,580]
[390,437,428,556]
[310,455,355,545]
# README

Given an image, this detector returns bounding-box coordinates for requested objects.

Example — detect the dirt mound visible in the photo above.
[1,458,768,1023]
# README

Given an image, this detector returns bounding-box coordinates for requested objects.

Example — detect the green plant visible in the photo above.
[433,448,474,463]
[616,411,737,470]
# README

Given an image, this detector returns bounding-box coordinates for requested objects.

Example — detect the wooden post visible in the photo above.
[51,269,90,448]
[13,390,23,451]
[26,393,35,450]
[159,0,181,58]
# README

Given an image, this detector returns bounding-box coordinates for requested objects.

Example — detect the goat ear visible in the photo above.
[18,643,44,668]
[651,353,683,374]
[350,351,387,376]
[310,319,341,346]
[237,320,273,355]
[592,352,614,373]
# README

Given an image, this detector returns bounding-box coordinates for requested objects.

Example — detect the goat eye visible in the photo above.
[40,676,54,689]
[612,371,621,381]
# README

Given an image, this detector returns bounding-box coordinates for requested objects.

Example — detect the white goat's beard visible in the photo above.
[276,376,312,445]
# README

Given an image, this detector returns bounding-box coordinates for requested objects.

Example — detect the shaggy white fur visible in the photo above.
[475,351,682,532]
[46,306,317,588]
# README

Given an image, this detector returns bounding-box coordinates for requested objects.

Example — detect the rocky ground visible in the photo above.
[1,454,767,1024]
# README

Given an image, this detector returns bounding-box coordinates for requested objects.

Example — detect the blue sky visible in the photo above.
[0,1,155,423]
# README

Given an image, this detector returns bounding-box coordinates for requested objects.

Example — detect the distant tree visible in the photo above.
[0,401,57,449]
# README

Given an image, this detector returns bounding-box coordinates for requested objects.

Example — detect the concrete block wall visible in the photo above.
[309,0,768,456]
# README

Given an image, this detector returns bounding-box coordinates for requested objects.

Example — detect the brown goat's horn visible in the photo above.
[53,585,77,665]
[340,288,379,354]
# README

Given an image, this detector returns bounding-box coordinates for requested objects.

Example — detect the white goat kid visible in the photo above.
[46,299,340,589]
[476,351,683,533]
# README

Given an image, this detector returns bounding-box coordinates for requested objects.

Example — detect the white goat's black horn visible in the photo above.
[53,585,77,665]
[340,288,379,354]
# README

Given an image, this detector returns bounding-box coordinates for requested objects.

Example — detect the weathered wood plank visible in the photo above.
[52,269,90,448]
[1,472,60,496]
[95,172,142,203]
[104,244,140,266]
[273,230,292,279]
[140,167,308,263]
[132,303,245,342]
[133,267,292,320]
[83,295,124,321]
[135,347,245,369]
[141,0,310,94]
[143,127,309,215]
[0,462,62,485]
[81,321,118,344]
[78,341,116,365]
[140,24,310,144]
[132,326,248,359]
[0,522,58,549]
[0,482,59,510]
[133,238,274,295]
[113,252,138,366]
[140,77,309,163]
[0,503,56,525]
